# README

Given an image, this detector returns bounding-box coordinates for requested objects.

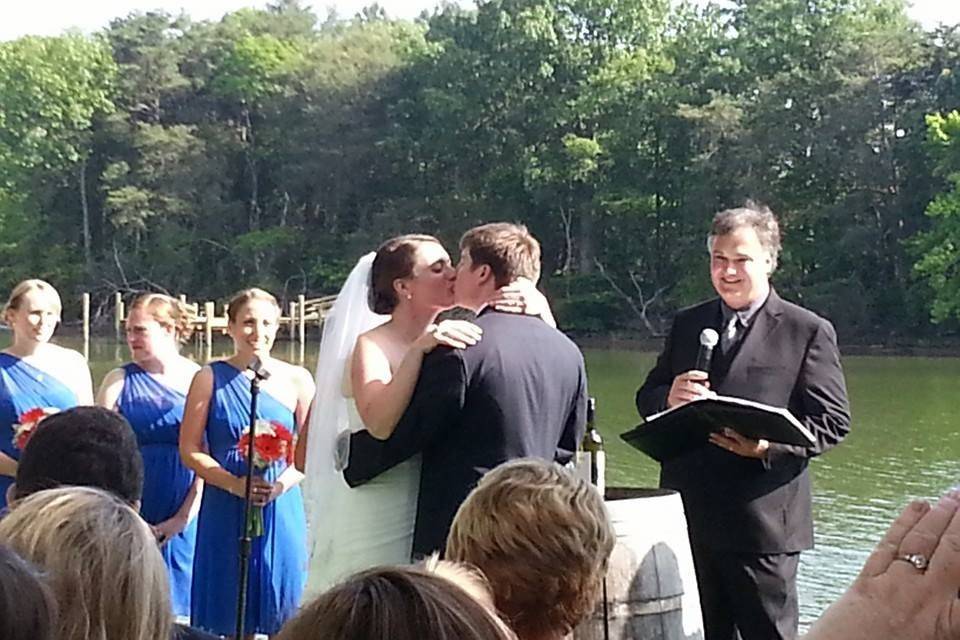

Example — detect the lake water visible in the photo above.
[17,335,960,627]
[584,348,960,629]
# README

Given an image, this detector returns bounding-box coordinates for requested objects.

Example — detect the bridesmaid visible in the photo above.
[180,288,314,638]
[97,293,202,619]
[0,279,92,508]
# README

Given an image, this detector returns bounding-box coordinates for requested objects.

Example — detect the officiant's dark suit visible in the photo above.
[344,307,587,557]
[636,206,850,640]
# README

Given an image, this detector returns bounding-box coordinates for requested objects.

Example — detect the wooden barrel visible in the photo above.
[573,487,704,640]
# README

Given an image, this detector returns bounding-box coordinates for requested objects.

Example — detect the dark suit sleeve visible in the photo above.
[556,357,587,465]
[636,316,678,417]
[343,347,467,487]
[767,319,851,462]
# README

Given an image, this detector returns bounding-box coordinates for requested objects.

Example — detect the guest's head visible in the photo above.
[9,406,143,507]
[226,287,281,359]
[0,544,57,640]
[369,234,454,315]
[275,562,516,640]
[0,486,172,640]
[447,458,615,640]
[3,279,62,345]
[126,293,195,360]
[456,224,540,310]
[421,553,498,612]
[707,201,781,309]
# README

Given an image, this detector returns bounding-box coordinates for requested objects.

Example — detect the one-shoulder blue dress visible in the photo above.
[190,362,307,636]
[0,352,79,509]
[117,362,197,618]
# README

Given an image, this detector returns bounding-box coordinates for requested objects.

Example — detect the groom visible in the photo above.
[343,222,588,557]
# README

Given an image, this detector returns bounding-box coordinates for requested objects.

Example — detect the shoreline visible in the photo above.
[569,333,960,358]
[35,324,960,358]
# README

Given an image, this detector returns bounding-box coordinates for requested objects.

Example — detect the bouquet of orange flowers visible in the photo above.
[12,407,59,450]
[236,419,295,537]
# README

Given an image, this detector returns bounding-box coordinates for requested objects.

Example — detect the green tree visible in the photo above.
[0,34,116,279]
[914,111,960,322]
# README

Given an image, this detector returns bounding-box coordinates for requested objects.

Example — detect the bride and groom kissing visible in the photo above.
[298,222,588,593]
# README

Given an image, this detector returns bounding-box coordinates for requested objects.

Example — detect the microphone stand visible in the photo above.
[235,356,271,640]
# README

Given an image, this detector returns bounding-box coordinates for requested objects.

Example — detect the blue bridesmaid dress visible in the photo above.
[0,352,79,509]
[117,363,197,618]
[190,361,307,636]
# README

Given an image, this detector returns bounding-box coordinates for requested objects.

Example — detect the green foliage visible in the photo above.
[0,35,116,185]
[913,111,960,322]
[212,35,305,103]
[0,1,956,342]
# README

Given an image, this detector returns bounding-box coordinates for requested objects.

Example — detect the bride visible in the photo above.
[298,233,551,593]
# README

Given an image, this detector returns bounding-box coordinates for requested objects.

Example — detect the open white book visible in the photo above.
[622,395,816,462]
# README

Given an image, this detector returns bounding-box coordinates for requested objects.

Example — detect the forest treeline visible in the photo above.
[0,0,958,341]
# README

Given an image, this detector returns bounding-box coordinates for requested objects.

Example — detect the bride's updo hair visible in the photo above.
[369,234,440,315]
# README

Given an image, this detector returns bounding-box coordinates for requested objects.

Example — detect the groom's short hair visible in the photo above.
[459,223,540,287]
[446,458,614,639]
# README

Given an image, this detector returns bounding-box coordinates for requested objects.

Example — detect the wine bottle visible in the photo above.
[580,397,605,495]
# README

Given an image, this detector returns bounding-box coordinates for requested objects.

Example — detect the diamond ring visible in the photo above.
[896,553,929,571]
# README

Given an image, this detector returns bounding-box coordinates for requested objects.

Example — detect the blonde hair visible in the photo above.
[129,293,195,342]
[3,279,62,318]
[226,287,280,323]
[422,554,497,612]
[275,563,516,640]
[0,487,172,640]
[446,459,615,639]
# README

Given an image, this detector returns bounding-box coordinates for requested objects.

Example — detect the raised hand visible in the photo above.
[804,489,960,640]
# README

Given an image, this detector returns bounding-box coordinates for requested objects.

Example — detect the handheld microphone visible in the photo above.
[246,356,271,381]
[696,328,719,374]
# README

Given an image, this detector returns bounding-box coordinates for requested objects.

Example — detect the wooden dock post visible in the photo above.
[298,294,306,364]
[204,301,215,362]
[81,292,90,360]
[114,292,124,341]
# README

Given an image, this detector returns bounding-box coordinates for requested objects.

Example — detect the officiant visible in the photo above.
[635,202,851,640]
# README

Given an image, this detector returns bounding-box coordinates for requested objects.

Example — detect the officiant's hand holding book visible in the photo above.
[621,394,817,463]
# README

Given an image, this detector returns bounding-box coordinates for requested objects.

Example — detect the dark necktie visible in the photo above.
[721,314,743,354]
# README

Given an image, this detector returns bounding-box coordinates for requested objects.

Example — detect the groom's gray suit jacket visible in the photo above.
[343,308,588,557]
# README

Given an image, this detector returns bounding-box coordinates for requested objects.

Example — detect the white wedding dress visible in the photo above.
[302,253,421,597]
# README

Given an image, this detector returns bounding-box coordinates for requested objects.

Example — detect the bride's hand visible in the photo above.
[415,320,483,354]
[489,278,556,327]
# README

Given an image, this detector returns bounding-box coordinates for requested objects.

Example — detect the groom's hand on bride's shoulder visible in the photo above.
[416,320,483,353]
